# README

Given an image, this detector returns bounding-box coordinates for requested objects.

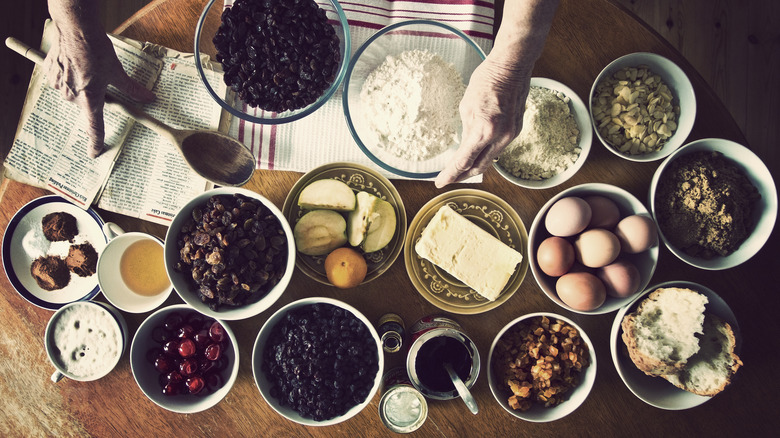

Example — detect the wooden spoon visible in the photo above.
[6,37,255,187]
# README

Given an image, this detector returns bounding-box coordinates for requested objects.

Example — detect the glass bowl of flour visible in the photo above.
[343,20,486,179]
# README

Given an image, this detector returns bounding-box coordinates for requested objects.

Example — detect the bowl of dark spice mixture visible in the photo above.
[194,0,350,124]
[649,138,777,270]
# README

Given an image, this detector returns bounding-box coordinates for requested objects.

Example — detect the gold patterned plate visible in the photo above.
[282,162,407,286]
[404,189,528,314]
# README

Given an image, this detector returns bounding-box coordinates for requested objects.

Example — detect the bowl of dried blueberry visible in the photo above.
[164,188,295,320]
[252,297,383,425]
[194,0,350,124]
[130,304,239,413]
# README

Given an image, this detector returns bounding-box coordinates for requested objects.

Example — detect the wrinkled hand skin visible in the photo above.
[434,0,560,188]
[435,58,530,187]
[44,0,155,158]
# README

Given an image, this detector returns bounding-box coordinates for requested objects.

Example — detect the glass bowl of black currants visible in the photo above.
[252,297,384,425]
[130,304,239,413]
[194,0,351,124]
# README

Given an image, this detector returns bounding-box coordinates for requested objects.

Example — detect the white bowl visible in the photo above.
[493,77,592,189]
[130,304,239,413]
[164,188,295,320]
[252,297,384,426]
[343,19,486,179]
[649,138,777,270]
[488,312,597,422]
[610,281,740,410]
[529,183,659,314]
[589,52,696,162]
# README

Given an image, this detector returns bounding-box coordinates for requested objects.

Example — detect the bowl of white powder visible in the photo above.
[343,20,486,179]
[493,78,592,189]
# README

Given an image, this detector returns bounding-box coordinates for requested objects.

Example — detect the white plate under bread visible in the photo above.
[610,281,741,410]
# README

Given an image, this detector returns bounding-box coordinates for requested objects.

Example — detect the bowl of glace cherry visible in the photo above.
[130,304,239,413]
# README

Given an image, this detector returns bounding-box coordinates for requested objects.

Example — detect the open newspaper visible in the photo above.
[4,21,230,226]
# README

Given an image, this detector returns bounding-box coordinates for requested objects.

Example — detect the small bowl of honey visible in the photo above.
[97,222,172,313]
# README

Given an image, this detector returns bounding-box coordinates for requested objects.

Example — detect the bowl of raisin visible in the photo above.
[194,0,350,124]
[252,297,383,425]
[130,305,239,413]
[164,188,295,320]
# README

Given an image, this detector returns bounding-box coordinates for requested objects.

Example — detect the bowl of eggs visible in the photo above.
[528,183,659,314]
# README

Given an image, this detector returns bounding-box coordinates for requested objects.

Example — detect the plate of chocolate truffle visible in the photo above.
[2,196,107,310]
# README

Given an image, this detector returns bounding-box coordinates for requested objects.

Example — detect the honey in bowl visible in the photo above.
[120,239,169,297]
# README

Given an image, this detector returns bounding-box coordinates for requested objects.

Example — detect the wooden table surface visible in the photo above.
[2,0,777,436]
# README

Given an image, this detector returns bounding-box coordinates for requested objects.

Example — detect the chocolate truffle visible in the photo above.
[31,255,71,291]
[42,212,78,242]
[66,243,98,277]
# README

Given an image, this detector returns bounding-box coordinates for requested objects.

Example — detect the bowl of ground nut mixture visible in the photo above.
[650,138,777,270]
[494,78,592,189]
[342,20,486,179]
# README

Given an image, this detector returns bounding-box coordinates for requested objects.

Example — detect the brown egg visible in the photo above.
[536,236,575,277]
[545,197,592,237]
[573,229,621,268]
[614,215,658,254]
[584,195,621,229]
[556,272,606,311]
[596,259,641,298]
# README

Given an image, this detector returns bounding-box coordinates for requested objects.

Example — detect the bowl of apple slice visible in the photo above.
[282,162,406,287]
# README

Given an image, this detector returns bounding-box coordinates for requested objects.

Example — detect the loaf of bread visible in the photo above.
[662,314,743,396]
[621,287,708,376]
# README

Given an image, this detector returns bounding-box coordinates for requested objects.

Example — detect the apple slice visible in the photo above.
[347,191,379,247]
[362,198,396,253]
[293,210,348,256]
[297,179,356,211]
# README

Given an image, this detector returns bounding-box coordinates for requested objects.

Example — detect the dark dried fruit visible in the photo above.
[175,194,288,311]
[261,303,379,421]
[213,0,340,112]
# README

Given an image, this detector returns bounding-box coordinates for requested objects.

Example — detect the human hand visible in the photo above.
[43,23,156,158]
[434,57,531,188]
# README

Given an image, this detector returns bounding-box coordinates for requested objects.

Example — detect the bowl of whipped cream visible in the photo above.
[342,20,486,179]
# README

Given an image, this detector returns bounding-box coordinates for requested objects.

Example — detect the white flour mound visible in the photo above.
[360,49,466,161]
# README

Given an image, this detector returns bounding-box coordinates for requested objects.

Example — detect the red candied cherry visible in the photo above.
[154,355,174,374]
[186,375,205,395]
[179,358,198,377]
[194,329,211,349]
[178,324,195,340]
[162,340,180,357]
[165,371,184,385]
[178,338,197,358]
[209,321,226,342]
[163,312,184,331]
[162,381,181,396]
[204,343,222,361]
[199,359,217,375]
[205,372,224,391]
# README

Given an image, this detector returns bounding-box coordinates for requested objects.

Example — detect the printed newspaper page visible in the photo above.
[4,21,230,225]
[97,54,227,224]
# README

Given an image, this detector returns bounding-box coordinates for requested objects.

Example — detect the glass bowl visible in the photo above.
[194,0,351,124]
[342,19,486,179]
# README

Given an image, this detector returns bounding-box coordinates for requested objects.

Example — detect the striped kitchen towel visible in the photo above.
[228,0,496,179]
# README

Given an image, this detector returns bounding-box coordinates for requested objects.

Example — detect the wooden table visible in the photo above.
[2,0,777,436]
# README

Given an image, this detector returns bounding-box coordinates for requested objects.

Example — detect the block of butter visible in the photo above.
[415,205,523,301]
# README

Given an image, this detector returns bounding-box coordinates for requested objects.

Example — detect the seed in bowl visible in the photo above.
[213,0,340,112]
[592,65,679,154]
[174,194,289,311]
[261,303,379,421]
[492,316,590,411]
[654,150,760,258]
[147,311,231,396]
[496,86,581,180]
